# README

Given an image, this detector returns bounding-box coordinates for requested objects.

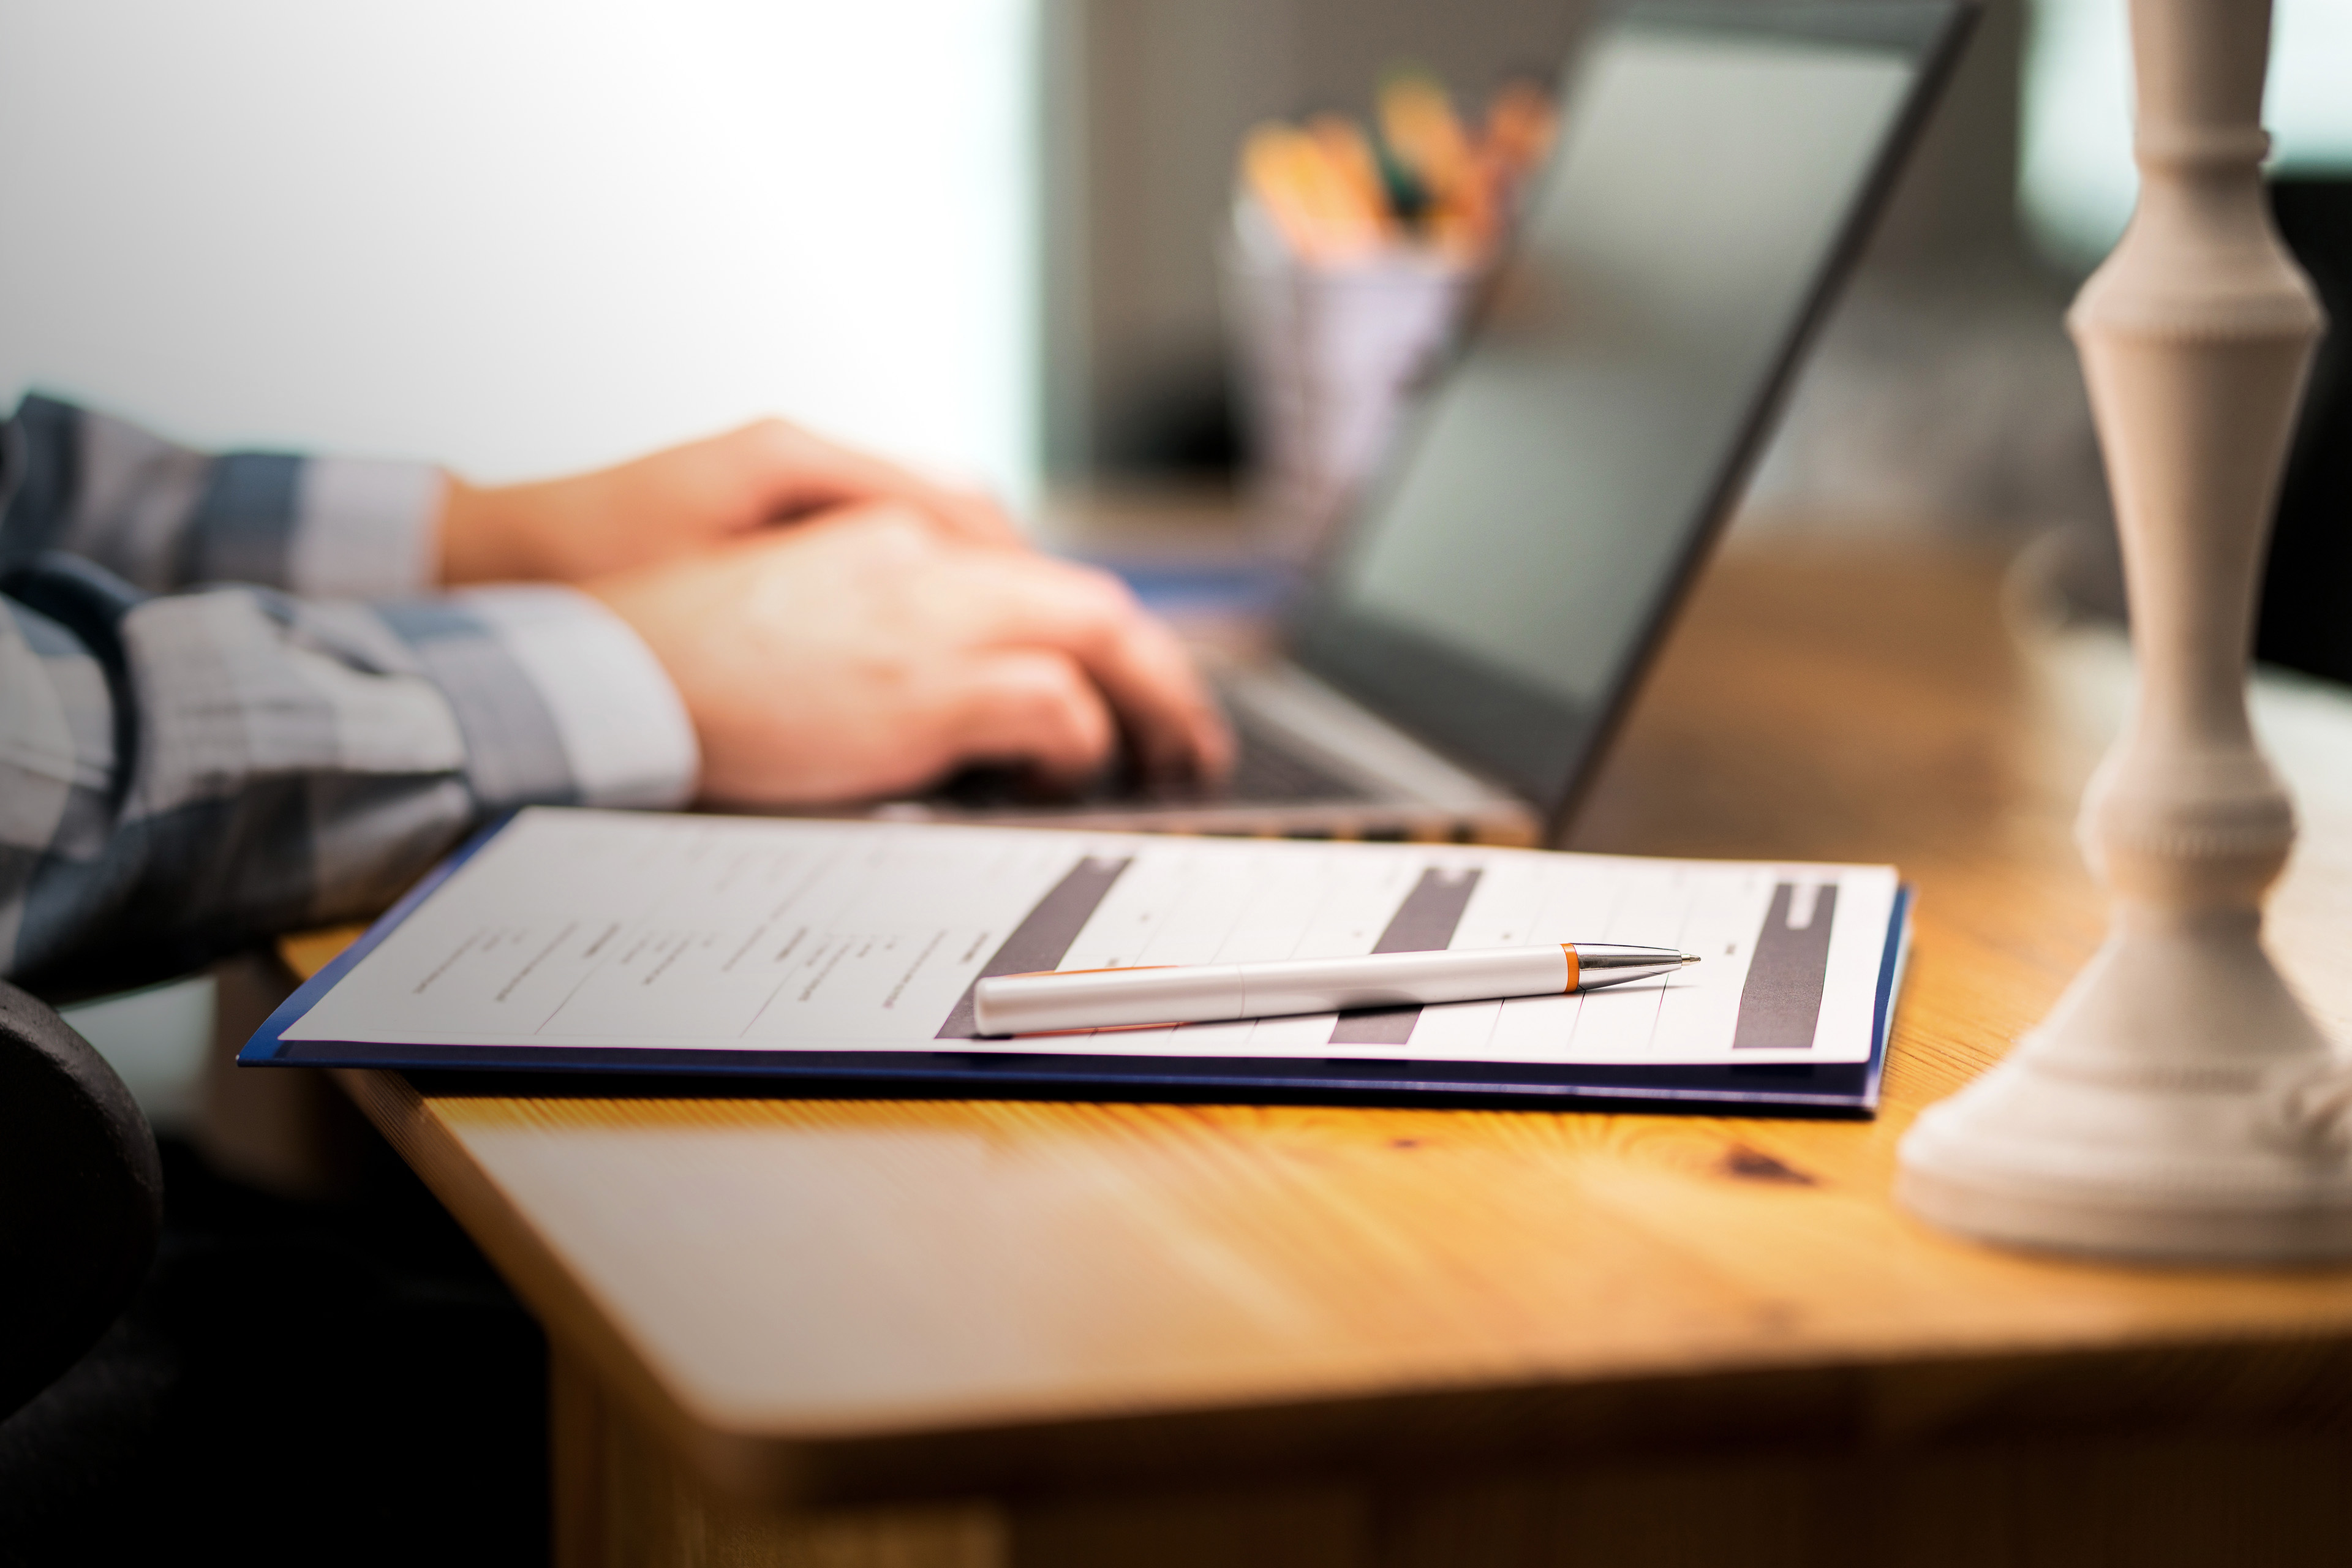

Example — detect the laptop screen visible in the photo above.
[1291,2,1969,826]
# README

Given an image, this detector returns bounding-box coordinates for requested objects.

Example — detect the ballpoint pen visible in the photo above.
[971,944,1699,1036]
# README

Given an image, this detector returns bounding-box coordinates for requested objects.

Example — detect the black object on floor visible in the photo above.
[0,1134,548,1568]
[2258,176,2352,687]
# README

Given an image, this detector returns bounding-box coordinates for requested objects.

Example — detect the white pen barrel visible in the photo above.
[973,947,1569,1035]
[1243,947,1568,1016]
[974,965,1246,1034]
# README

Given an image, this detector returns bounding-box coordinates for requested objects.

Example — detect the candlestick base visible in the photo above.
[1899,918,2352,1262]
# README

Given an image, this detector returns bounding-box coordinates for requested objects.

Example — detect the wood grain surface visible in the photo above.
[307,540,2352,1528]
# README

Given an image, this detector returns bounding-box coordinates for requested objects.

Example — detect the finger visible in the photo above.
[1071,600,1235,781]
[738,421,1027,548]
[931,554,1235,782]
[930,649,1119,788]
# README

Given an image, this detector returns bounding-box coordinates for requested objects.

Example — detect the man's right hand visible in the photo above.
[582,503,1234,806]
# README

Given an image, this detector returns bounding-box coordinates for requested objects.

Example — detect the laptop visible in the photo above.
[877,0,1977,847]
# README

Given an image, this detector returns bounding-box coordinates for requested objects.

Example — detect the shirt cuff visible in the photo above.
[442,586,700,810]
[285,457,445,598]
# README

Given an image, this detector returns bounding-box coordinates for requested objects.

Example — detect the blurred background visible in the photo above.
[2,0,2348,575]
[0,0,1042,503]
[1052,0,2351,547]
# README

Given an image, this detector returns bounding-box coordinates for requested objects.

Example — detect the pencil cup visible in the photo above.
[1221,236,1478,564]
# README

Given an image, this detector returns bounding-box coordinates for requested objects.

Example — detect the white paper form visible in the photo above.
[283,808,1900,1066]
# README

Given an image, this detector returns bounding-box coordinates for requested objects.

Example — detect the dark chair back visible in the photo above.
[0,980,164,1420]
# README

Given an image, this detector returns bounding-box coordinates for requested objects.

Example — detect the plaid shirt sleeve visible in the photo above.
[1,391,444,597]
[0,399,698,992]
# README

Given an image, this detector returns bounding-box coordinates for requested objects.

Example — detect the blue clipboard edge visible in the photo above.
[244,819,1913,1118]
[241,810,519,1068]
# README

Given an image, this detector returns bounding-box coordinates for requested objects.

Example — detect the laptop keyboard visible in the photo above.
[930,707,1371,809]
[1223,714,1372,802]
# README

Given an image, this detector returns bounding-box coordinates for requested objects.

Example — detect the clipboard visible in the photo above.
[243,810,1912,1116]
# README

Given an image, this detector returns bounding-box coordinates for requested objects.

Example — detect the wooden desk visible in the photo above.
[299,539,2352,1567]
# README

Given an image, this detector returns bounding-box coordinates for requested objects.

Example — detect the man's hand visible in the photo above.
[436,419,1020,586]
[582,503,1234,805]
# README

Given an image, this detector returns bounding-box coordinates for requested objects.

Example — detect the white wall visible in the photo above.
[0,0,1039,505]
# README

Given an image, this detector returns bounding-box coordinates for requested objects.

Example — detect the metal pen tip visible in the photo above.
[1681,953,1702,965]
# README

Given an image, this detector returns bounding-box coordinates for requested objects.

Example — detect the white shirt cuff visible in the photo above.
[453,586,701,809]
[288,458,445,598]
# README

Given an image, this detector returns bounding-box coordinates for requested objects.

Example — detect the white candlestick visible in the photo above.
[1898,0,2352,1261]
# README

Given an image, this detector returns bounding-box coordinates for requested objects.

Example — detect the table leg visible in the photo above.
[548,1344,1003,1568]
